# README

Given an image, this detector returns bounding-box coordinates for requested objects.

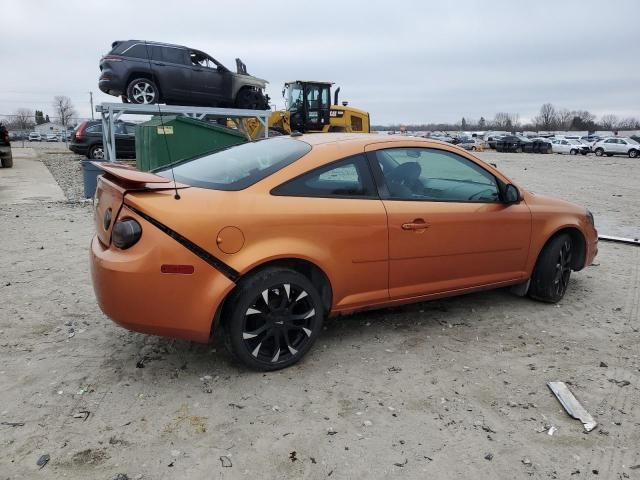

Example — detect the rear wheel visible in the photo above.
[471,146,476,151]
[529,234,573,303]
[224,268,324,371]
[126,78,159,104]
[88,144,105,160]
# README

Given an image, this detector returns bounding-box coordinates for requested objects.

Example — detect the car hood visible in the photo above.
[229,72,268,88]
[523,191,587,215]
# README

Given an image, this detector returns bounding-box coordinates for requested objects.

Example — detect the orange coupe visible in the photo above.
[90,134,597,370]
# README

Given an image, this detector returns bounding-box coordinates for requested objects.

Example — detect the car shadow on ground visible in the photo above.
[99,285,554,380]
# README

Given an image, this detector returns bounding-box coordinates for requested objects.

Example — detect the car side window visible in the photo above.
[273,155,376,198]
[375,148,500,203]
[162,47,187,65]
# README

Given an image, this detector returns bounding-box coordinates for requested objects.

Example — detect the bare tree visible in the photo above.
[618,117,639,130]
[13,108,35,147]
[493,112,519,130]
[534,103,557,130]
[600,114,619,130]
[52,96,75,130]
[556,109,573,130]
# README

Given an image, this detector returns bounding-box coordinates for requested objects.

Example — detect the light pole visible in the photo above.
[89,91,94,120]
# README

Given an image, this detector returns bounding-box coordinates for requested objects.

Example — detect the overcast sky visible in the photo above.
[1,0,639,125]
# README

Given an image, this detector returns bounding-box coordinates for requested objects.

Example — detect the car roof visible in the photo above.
[292,133,453,148]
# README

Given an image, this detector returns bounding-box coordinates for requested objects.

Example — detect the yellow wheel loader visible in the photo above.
[239,81,370,139]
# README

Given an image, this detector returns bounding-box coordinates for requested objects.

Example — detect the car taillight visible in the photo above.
[112,218,142,249]
[75,122,87,141]
[102,55,123,62]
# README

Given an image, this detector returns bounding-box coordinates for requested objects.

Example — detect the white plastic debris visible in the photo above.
[547,381,597,432]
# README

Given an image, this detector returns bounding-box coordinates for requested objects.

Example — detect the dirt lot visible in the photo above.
[1,147,639,479]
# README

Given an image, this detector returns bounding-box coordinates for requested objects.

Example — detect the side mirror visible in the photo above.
[504,184,520,204]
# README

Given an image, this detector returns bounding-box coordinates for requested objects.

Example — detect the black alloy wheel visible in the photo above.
[529,233,573,303]
[225,268,323,370]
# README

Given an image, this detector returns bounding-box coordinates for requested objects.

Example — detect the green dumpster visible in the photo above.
[135,116,247,171]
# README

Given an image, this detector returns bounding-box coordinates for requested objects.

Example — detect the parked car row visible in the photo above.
[26,131,72,142]
[486,133,640,158]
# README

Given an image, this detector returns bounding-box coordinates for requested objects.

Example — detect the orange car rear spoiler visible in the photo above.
[92,162,171,184]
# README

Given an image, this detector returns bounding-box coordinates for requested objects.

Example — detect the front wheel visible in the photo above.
[235,88,268,110]
[529,234,573,303]
[126,78,159,104]
[629,149,639,158]
[594,148,604,157]
[570,149,577,155]
[1,155,13,168]
[224,268,324,371]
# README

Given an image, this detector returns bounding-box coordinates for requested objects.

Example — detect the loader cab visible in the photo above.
[284,81,332,132]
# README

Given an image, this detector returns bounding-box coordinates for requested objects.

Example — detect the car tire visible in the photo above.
[528,233,573,303]
[594,148,604,156]
[516,146,523,153]
[570,149,577,155]
[224,267,324,371]
[629,149,639,158]
[235,88,268,110]
[471,146,476,151]
[126,78,160,104]
[1,155,13,168]
[88,144,105,160]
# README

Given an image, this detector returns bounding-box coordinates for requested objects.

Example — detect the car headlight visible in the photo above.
[586,210,595,226]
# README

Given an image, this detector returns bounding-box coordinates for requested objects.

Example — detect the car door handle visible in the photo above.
[402,219,430,230]
[153,62,166,66]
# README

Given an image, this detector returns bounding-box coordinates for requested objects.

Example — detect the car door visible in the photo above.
[271,154,389,309]
[366,144,531,300]
[189,50,226,106]
[616,139,629,154]
[148,45,191,103]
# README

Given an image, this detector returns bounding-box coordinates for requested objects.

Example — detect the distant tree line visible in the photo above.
[373,104,640,132]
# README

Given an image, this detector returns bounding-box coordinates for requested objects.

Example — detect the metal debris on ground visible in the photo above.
[484,453,494,461]
[220,455,232,467]
[111,474,129,480]
[72,410,91,421]
[36,453,50,469]
[547,381,597,432]
[1,421,25,427]
[597,234,640,246]
[608,378,630,387]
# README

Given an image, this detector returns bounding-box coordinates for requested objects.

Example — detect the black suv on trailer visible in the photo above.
[99,40,269,109]
[69,120,136,160]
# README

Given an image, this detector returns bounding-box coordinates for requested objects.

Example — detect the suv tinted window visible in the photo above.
[85,124,102,134]
[273,155,376,198]
[157,137,311,191]
[124,44,152,59]
[161,47,187,65]
[375,148,499,202]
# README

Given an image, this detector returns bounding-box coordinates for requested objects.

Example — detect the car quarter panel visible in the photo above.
[90,205,235,342]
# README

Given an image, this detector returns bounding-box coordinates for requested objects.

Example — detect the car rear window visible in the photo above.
[156,137,311,191]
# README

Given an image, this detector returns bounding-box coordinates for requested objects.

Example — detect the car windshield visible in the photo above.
[156,137,311,191]
[628,138,639,145]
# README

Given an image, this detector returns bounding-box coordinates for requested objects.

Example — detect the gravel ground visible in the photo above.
[1,144,638,479]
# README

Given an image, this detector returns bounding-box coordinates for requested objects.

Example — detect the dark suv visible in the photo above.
[0,123,12,168]
[69,121,136,160]
[99,40,269,109]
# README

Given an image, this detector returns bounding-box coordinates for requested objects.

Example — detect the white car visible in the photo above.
[28,132,42,142]
[593,137,640,158]
[550,139,589,155]
[45,133,59,142]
